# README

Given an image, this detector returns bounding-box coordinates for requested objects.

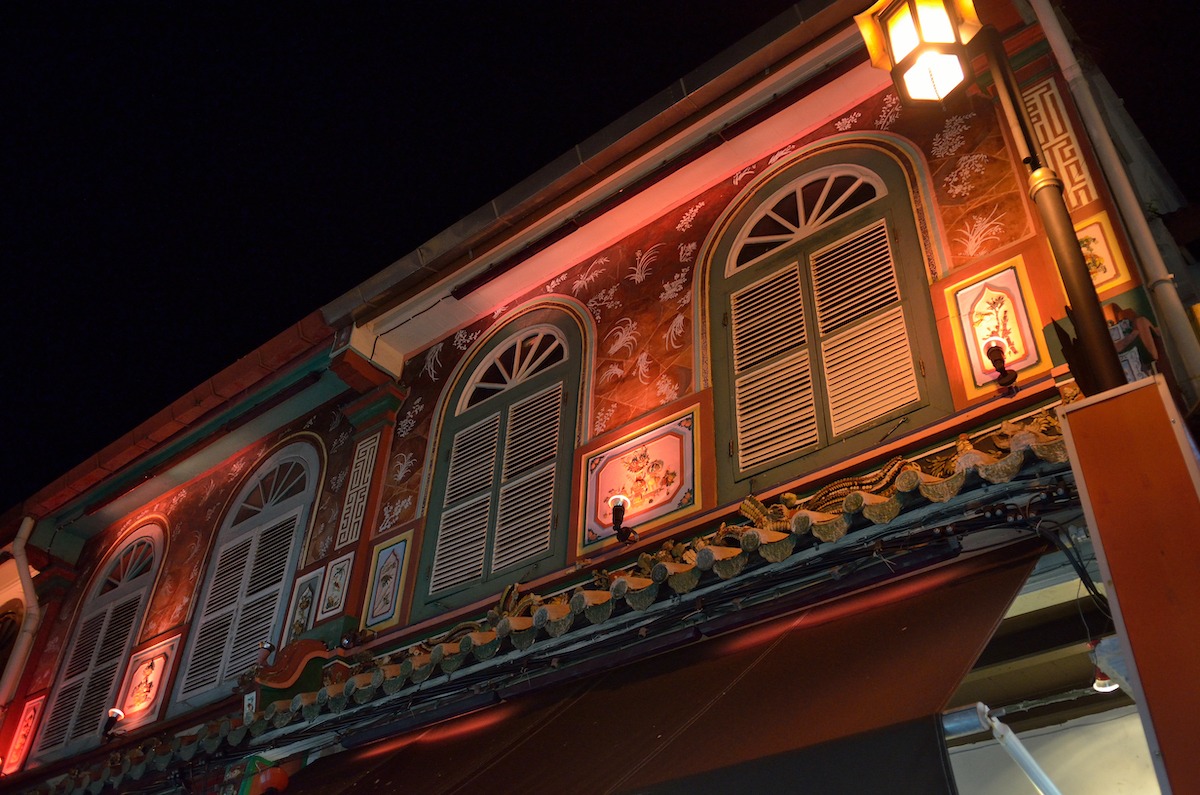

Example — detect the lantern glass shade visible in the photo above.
[856,0,983,103]
[886,3,920,62]
[902,50,967,101]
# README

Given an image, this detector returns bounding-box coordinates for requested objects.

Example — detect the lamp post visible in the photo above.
[855,0,1126,395]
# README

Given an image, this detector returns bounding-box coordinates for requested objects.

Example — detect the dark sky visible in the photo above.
[2,2,1194,513]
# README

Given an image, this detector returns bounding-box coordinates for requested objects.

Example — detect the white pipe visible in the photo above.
[944,703,1064,795]
[1031,0,1200,406]
[0,516,44,713]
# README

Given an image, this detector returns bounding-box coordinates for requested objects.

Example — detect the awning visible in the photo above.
[282,537,1042,794]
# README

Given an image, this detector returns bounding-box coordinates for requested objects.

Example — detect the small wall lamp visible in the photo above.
[103,707,125,741]
[984,339,1019,394]
[608,494,637,544]
[256,640,276,667]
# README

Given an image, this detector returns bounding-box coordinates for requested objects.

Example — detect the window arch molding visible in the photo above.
[33,524,163,760]
[413,301,588,621]
[702,142,952,503]
[172,439,320,712]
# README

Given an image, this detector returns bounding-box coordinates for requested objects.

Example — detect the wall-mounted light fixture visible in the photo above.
[1092,667,1120,693]
[103,707,125,741]
[608,494,637,544]
[856,0,982,103]
[983,338,1019,394]
[256,640,276,667]
[337,628,376,651]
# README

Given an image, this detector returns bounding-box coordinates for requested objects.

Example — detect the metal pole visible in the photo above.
[979,27,1127,394]
[943,703,1065,795]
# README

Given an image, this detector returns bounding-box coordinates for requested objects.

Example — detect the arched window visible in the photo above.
[34,528,161,758]
[711,149,950,499]
[174,441,318,708]
[415,310,581,620]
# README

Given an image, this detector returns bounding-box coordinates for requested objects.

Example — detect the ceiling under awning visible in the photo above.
[282,537,1042,795]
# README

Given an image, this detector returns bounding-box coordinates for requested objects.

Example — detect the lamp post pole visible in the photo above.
[976,26,1126,394]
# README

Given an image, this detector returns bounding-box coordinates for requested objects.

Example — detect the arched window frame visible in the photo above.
[33,526,162,760]
[710,148,951,502]
[172,440,318,712]
[414,310,582,621]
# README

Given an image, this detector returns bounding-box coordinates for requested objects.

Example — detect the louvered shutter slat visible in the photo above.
[492,464,556,573]
[181,613,234,696]
[812,221,899,336]
[502,384,562,479]
[443,414,501,505]
[731,265,806,373]
[824,306,920,435]
[206,538,253,613]
[37,680,83,751]
[62,613,104,680]
[430,495,490,592]
[246,517,296,595]
[736,350,818,471]
[228,591,282,675]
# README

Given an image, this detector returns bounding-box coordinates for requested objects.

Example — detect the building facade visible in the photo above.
[1,1,1194,792]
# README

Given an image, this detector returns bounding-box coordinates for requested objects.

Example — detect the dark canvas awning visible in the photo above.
[284,537,1041,794]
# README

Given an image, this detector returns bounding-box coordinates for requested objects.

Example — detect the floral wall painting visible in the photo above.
[578,403,702,553]
[316,552,354,622]
[3,695,45,775]
[284,569,324,645]
[945,256,1050,399]
[117,635,181,731]
[362,531,413,632]
[1063,211,1132,295]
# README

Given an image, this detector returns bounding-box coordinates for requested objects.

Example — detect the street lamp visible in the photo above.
[855,0,1125,394]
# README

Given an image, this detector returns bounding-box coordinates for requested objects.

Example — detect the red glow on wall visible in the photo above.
[351,701,515,761]
[419,702,515,743]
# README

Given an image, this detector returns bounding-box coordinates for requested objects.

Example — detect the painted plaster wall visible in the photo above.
[24,398,362,698]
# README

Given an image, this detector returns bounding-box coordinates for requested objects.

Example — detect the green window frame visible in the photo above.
[414,309,581,620]
[711,149,950,502]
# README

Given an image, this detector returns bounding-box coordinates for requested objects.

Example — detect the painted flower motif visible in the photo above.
[665,313,687,350]
[676,201,705,232]
[953,205,1006,257]
[421,343,444,381]
[392,452,416,482]
[594,404,617,435]
[605,318,640,356]
[599,363,626,385]
[835,111,862,131]
[931,113,976,158]
[655,373,679,403]
[944,153,989,198]
[453,329,480,350]
[628,244,662,283]
[587,284,622,320]
[659,267,691,303]
[875,93,901,130]
[573,257,608,294]
[768,145,796,165]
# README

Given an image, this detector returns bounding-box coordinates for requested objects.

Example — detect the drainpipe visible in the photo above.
[0,516,44,715]
[1031,0,1200,407]
[944,702,1064,795]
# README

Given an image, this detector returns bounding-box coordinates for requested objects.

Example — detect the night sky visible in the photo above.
[3,2,1195,513]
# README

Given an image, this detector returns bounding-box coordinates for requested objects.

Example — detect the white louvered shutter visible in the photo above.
[492,383,562,572]
[430,413,501,592]
[37,592,144,753]
[227,516,297,675]
[812,220,919,435]
[731,263,818,471]
[179,515,298,698]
